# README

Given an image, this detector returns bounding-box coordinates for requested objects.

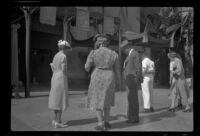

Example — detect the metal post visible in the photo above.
[24,10,31,97]
[63,16,67,40]
[118,27,123,92]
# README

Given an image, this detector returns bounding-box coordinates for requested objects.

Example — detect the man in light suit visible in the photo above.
[120,40,143,123]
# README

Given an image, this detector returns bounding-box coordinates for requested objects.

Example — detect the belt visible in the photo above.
[97,67,112,70]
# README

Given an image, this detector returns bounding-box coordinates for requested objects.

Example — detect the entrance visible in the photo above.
[151,48,170,88]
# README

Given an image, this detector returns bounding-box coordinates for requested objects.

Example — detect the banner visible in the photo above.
[119,7,136,33]
[119,7,148,42]
[40,7,57,26]
[70,25,97,41]
[127,7,140,33]
[76,9,90,31]
[63,21,72,44]
[104,7,120,17]
[103,16,114,35]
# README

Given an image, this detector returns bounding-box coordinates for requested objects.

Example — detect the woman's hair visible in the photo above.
[58,45,71,51]
[94,40,109,49]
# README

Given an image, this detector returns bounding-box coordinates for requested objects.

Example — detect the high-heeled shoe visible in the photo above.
[52,120,56,125]
[53,122,68,128]
[168,107,176,112]
[182,108,191,112]
[95,123,106,131]
[104,121,111,129]
[175,104,184,111]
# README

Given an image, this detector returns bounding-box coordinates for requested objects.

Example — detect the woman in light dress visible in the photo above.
[85,34,120,131]
[48,40,72,128]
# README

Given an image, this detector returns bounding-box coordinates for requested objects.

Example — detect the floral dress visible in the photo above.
[85,47,120,110]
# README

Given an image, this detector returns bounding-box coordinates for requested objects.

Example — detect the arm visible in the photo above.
[169,71,173,84]
[123,55,129,69]
[114,55,120,91]
[135,53,143,83]
[145,62,155,75]
[119,40,129,49]
[172,60,181,76]
[85,50,94,72]
[50,63,55,72]
[61,56,67,75]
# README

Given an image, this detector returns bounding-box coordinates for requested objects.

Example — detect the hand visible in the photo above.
[120,40,129,48]
[123,62,126,69]
[169,80,172,85]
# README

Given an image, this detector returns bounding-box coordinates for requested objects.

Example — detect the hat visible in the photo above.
[57,40,71,49]
[168,52,181,59]
[93,34,108,42]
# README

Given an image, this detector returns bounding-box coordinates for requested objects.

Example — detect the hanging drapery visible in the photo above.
[103,16,114,35]
[40,7,57,26]
[75,7,88,11]
[104,7,120,17]
[119,7,148,42]
[70,25,97,41]
[63,20,72,44]
[142,21,149,43]
[119,7,136,33]
[11,24,20,86]
[76,9,90,31]
[170,30,176,47]
[127,7,140,33]
[87,26,98,38]
[98,24,103,34]
[88,7,103,14]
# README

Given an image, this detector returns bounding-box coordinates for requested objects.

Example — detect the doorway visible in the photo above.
[151,48,170,88]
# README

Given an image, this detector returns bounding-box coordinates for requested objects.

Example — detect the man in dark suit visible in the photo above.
[120,40,143,123]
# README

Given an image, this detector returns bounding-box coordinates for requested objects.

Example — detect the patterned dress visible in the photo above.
[85,47,119,110]
[48,51,68,111]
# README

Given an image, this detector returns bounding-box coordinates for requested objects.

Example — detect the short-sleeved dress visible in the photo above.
[85,47,119,111]
[48,51,68,111]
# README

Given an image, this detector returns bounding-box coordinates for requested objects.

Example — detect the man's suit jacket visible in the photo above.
[124,48,143,85]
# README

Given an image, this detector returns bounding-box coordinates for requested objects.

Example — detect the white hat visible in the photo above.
[57,40,71,49]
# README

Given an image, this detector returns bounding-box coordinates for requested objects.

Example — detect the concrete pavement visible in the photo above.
[11,88,193,131]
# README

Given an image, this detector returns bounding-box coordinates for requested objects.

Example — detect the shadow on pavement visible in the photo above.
[65,107,173,127]
[11,94,49,99]
[110,110,176,130]
[11,115,34,131]
[153,106,169,112]
[66,114,124,126]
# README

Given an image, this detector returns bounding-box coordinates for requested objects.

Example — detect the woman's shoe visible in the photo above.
[150,107,154,112]
[54,122,68,128]
[182,108,191,112]
[95,123,106,131]
[168,108,176,112]
[175,104,184,111]
[52,120,56,125]
[104,121,111,129]
[142,109,151,113]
